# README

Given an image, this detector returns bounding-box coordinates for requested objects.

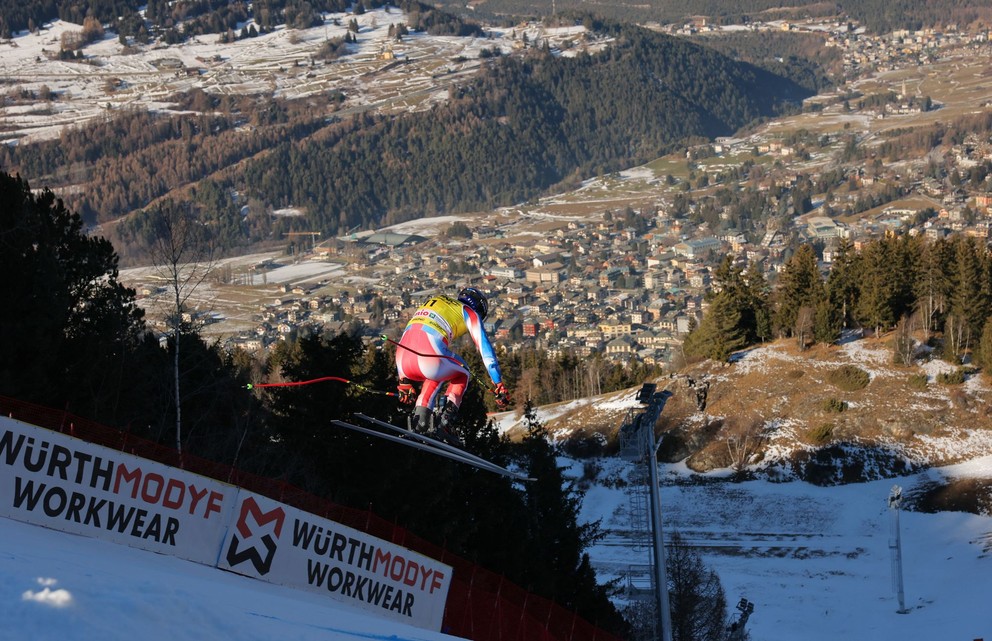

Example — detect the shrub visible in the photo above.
[807,422,834,445]
[948,387,970,410]
[827,365,870,391]
[907,373,929,390]
[442,221,472,239]
[580,460,602,484]
[822,398,847,413]
[561,430,607,458]
[317,36,350,61]
[81,16,104,45]
[937,369,966,385]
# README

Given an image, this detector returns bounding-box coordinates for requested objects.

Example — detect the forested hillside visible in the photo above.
[0,0,479,40]
[4,0,991,38]
[225,24,809,239]
[687,30,842,94]
[1,20,812,261]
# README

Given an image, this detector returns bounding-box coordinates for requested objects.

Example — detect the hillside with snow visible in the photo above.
[487,332,992,639]
[497,332,992,485]
[3,449,989,641]
[576,454,992,641]
[2,331,991,640]
[0,13,603,145]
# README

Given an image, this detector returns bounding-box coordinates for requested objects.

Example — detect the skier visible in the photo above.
[395,287,511,445]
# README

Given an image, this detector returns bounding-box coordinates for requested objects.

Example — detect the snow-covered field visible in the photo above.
[1,515,459,641]
[0,14,600,145]
[578,456,992,641]
[0,13,463,143]
[489,338,992,639]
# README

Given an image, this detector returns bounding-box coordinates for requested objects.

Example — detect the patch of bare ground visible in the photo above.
[909,478,992,517]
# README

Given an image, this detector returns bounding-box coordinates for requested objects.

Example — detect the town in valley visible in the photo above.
[6,12,985,363]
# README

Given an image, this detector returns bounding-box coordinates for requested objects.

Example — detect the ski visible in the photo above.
[330,414,533,482]
[353,413,522,476]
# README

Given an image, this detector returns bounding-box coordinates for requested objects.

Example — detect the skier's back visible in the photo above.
[395,287,510,445]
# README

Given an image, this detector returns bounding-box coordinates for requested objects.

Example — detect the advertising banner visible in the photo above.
[0,416,236,565]
[219,492,452,632]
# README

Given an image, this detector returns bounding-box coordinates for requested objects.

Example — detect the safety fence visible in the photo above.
[0,396,622,641]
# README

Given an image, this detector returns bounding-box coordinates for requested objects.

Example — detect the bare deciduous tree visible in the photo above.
[149,202,215,455]
[726,418,766,474]
[891,313,919,366]
[944,313,968,365]
[795,305,815,351]
[915,287,945,343]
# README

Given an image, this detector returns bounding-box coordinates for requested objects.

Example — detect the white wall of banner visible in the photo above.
[218,492,451,630]
[0,416,452,632]
[0,417,235,565]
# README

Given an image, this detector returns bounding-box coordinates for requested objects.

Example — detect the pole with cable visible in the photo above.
[644,390,673,641]
[888,485,908,613]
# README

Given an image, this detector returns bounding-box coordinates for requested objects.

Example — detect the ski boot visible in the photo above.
[431,400,464,448]
[408,405,431,434]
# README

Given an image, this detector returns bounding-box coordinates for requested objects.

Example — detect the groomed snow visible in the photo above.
[1,516,461,641]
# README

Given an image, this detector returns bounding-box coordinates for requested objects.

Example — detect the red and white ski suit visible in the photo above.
[395,294,503,410]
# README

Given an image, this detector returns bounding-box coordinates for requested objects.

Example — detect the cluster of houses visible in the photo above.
[208,116,992,367]
[139,17,992,367]
[666,16,991,79]
[221,219,709,366]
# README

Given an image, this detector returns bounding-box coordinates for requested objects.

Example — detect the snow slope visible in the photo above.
[1,516,460,641]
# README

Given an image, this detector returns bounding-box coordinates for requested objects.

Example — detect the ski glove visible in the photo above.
[397,382,417,405]
[493,382,511,409]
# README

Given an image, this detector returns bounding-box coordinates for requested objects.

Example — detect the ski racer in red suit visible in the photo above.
[395,287,511,445]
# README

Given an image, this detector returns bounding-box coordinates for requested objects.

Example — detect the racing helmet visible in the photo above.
[458,287,489,320]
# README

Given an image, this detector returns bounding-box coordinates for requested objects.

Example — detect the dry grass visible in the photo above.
[538,333,992,476]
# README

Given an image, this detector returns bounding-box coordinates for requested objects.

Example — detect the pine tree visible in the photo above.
[744,261,773,344]
[0,171,145,413]
[826,237,859,329]
[975,317,992,375]
[813,298,841,345]
[855,238,899,336]
[773,244,824,339]
[949,236,989,351]
[713,254,757,341]
[517,401,626,633]
[891,234,921,321]
[667,531,728,641]
[262,332,379,498]
[683,293,747,362]
[913,237,952,341]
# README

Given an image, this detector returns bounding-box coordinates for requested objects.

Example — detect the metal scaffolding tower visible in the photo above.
[618,384,673,641]
[623,461,655,610]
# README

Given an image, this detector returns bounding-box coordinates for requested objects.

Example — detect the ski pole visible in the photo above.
[245,376,399,398]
